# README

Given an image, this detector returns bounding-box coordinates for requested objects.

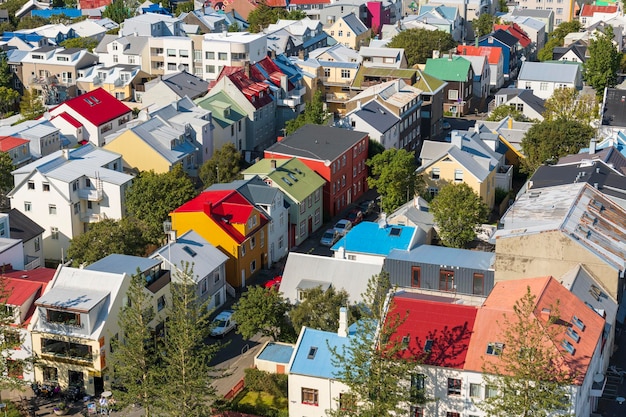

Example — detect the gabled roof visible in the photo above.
[424,56,472,82]
[387,197,435,233]
[7,208,44,242]
[413,69,447,94]
[418,4,458,21]
[5,277,44,307]
[331,222,417,256]
[339,12,368,36]
[494,23,531,47]
[49,88,131,126]
[518,61,580,83]
[289,326,354,379]
[194,91,246,129]
[494,88,545,115]
[146,71,209,100]
[251,56,295,92]
[51,112,83,129]
[386,245,495,270]
[419,139,495,182]
[456,45,502,65]
[553,41,588,62]
[350,99,400,133]
[580,4,618,17]
[558,146,626,175]
[0,136,28,151]
[205,176,282,216]
[215,67,273,109]
[479,29,519,48]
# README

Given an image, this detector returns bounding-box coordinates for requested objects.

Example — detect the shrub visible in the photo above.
[244,368,287,398]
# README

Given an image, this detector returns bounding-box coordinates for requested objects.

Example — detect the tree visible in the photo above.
[367,148,419,214]
[232,286,290,341]
[247,2,296,33]
[584,25,621,94]
[60,37,98,52]
[198,143,243,187]
[0,152,14,210]
[111,272,161,417]
[174,0,194,14]
[486,105,529,122]
[0,274,30,391]
[387,28,456,66]
[0,87,19,116]
[228,22,240,32]
[67,218,149,266]
[479,286,575,417]
[125,164,196,245]
[289,286,350,332]
[102,0,131,24]
[475,13,496,37]
[430,183,488,248]
[19,88,46,121]
[538,20,582,61]
[542,87,598,124]
[328,272,425,417]
[157,263,218,417]
[0,51,13,89]
[16,16,47,30]
[284,90,328,135]
[520,119,594,174]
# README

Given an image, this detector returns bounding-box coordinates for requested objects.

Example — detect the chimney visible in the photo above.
[541,308,551,321]
[244,61,250,78]
[451,130,462,149]
[280,74,288,93]
[168,229,177,243]
[298,49,305,60]
[62,149,70,160]
[507,117,513,129]
[338,307,348,337]
[357,100,361,110]
[203,202,212,216]
[448,50,453,61]
[594,182,599,189]
[271,159,277,169]
[271,49,277,60]
[589,138,596,155]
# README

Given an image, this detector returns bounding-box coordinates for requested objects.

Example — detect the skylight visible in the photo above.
[282,177,292,186]
[389,227,402,237]
[561,339,576,355]
[566,327,580,343]
[182,245,197,257]
[424,339,433,353]
[572,315,585,331]
[307,347,318,359]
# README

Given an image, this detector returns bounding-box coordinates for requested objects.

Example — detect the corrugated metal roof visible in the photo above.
[518,61,580,83]
[256,342,294,363]
[331,222,416,256]
[387,245,495,270]
[85,254,161,276]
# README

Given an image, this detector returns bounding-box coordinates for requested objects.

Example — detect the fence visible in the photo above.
[224,378,245,400]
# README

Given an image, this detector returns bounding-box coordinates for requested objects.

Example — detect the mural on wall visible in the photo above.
[204,0,233,13]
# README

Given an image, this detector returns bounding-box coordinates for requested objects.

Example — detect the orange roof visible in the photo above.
[464,277,604,385]
[456,45,502,65]
[580,4,618,16]
[0,136,29,152]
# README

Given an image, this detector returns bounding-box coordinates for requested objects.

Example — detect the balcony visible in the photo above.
[24,255,41,270]
[78,188,103,201]
[591,373,606,397]
[293,86,306,96]
[80,212,103,223]
[278,96,301,107]
[41,338,92,364]
[321,77,352,87]
[326,92,358,103]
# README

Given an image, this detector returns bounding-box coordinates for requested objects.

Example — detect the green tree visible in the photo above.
[367,148,419,214]
[232,286,290,341]
[479,286,575,417]
[329,272,425,417]
[174,0,194,14]
[157,263,218,417]
[0,22,14,33]
[0,87,19,116]
[284,90,328,135]
[520,119,594,174]
[67,218,149,266]
[111,272,161,417]
[584,25,621,94]
[387,28,456,66]
[0,152,14,210]
[474,13,496,37]
[125,164,196,245]
[542,87,598,124]
[16,16,47,30]
[0,274,29,391]
[289,286,350,332]
[0,0,27,26]
[247,2,286,33]
[286,9,306,19]
[487,105,529,122]
[0,51,13,89]
[228,22,240,32]
[538,20,582,61]
[430,183,488,248]
[198,142,243,187]
[19,88,46,121]
[60,37,98,52]
[102,0,131,24]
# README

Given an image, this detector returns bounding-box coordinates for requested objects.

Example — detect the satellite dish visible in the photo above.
[43,112,51,120]
[177,64,186,72]
[137,110,149,121]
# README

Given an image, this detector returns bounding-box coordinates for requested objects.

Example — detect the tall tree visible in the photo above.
[284,90,328,135]
[125,164,196,245]
[387,28,456,66]
[0,87,19,117]
[479,286,575,417]
[174,0,194,14]
[157,263,218,417]
[537,20,582,61]
[520,119,594,174]
[367,148,419,214]
[487,105,529,122]
[246,2,304,33]
[542,87,598,124]
[474,13,496,37]
[60,37,98,52]
[111,272,161,417]
[102,0,131,24]
[19,88,46,121]
[430,183,488,248]
[289,286,350,332]
[232,286,290,341]
[328,272,425,417]
[0,273,30,391]
[198,143,243,187]
[0,51,13,89]
[0,152,15,210]
[584,25,621,94]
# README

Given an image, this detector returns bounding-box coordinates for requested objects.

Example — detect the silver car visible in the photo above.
[320,229,340,246]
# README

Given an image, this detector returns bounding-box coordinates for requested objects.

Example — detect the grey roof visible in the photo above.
[479,29,519,48]
[265,124,368,162]
[386,245,495,270]
[387,196,435,233]
[341,12,368,36]
[353,100,400,133]
[553,42,588,62]
[510,9,554,18]
[206,176,280,218]
[518,61,580,83]
[146,71,209,99]
[495,88,545,115]
[558,147,626,175]
[419,139,494,182]
[85,254,161,276]
[602,88,626,128]
[7,208,44,242]
[36,286,109,312]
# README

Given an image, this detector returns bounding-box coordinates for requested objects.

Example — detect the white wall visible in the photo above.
[288,373,349,417]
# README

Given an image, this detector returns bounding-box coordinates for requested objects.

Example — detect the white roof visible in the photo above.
[203,31,266,44]
[68,19,107,38]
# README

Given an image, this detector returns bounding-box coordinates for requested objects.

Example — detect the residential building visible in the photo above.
[424,55,474,116]
[491,88,545,121]
[358,46,407,69]
[76,63,153,103]
[553,40,589,63]
[47,88,133,147]
[242,158,325,249]
[494,23,532,61]
[342,99,401,150]
[317,0,402,37]
[0,119,63,159]
[195,91,248,153]
[94,34,149,71]
[414,69,447,140]
[2,208,45,270]
[264,18,329,59]
[264,125,369,218]
[478,117,533,165]
[386,196,435,244]
[456,54,490,100]
[286,0,331,19]
[180,9,229,34]
[146,36,195,76]
[13,24,77,46]
[516,61,582,100]
[511,0,574,24]
[509,8,554,33]
[67,19,109,43]
[120,12,186,37]
[456,45,505,89]
[478,29,522,80]
[8,144,134,262]
[0,136,31,167]
[141,70,209,108]
[201,32,268,81]
[170,189,270,288]
[505,15,546,57]
[423,0,491,20]
[324,12,370,50]
[414,5,462,41]
[579,5,620,28]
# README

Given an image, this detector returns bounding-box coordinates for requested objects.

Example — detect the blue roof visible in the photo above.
[331,222,416,255]
[2,32,43,42]
[32,8,82,18]
[387,245,495,270]
[290,327,355,379]
[257,343,294,364]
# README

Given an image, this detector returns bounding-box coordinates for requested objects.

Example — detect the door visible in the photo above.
[308,216,313,235]
[93,376,104,395]
[241,269,246,288]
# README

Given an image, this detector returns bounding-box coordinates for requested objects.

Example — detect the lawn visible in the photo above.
[232,389,288,417]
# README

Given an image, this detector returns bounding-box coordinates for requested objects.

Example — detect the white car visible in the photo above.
[334,219,353,236]
[210,310,237,337]
[320,229,340,246]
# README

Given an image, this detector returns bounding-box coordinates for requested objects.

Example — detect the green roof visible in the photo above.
[194,91,246,128]
[352,67,418,88]
[413,69,447,94]
[241,158,326,203]
[424,56,472,82]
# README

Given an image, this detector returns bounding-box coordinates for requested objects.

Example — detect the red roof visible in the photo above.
[494,23,531,48]
[388,293,478,369]
[289,0,330,4]
[215,67,274,110]
[5,278,42,307]
[52,112,83,129]
[50,87,131,127]
[251,57,295,92]
[0,136,29,152]
[456,45,502,65]
[580,4,618,16]
[264,0,287,6]
[79,0,112,8]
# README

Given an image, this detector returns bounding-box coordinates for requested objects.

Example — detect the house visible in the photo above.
[30,266,131,395]
[383,245,495,296]
[242,158,325,249]
[342,100,401,150]
[386,196,435,245]
[600,88,626,137]
[491,88,545,121]
[494,23,532,60]
[254,341,294,374]
[478,117,533,165]
[317,0,401,37]
[456,45,504,89]
[493,183,626,300]
[206,176,290,266]
[509,8,555,32]
[579,5,620,29]
[516,61,582,100]
[150,230,229,311]
[358,46,407,69]
[413,69,447,140]
[279,252,383,304]
[414,5,462,42]
[169,189,270,289]
[558,140,626,175]
[424,55,473,116]
[264,125,369,218]
[264,18,329,59]
[478,30,522,80]
[47,88,132,147]
[455,54,490,100]
[553,40,589,63]
[286,0,331,19]
[505,15,547,56]
[94,34,149,72]
[331,222,419,265]
[8,144,134,262]
[141,71,209,109]
[324,12,370,50]
[120,12,186,37]
[1,208,45,270]
[201,31,268,81]
[0,119,63,159]
[0,136,32,167]
[67,19,109,43]
[194,91,248,153]
[180,9,230,34]
[75,64,154,103]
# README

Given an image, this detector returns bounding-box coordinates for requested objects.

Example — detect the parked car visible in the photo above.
[442,119,451,130]
[264,275,283,289]
[346,209,363,225]
[358,200,375,216]
[320,229,340,246]
[210,310,237,337]
[334,219,353,236]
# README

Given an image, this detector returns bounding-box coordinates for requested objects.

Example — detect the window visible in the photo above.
[218,52,227,60]
[73,203,79,214]
[314,188,321,202]
[301,388,318,405]
[250,236,256,249]
[241,244,246,256]
[43,183,50,191]
[168,63,177,71]
[525,82,532,89]
[201,278,208,294]
[411,266,421,287]
[410,374,425,400]
[28,181,34,190]
[431,168,440,180]
[485,385,498,399]
[179,49,189,58]
[473,273,484,295]
[278,236,284,249]
[157,295,166,311]
[439,269,454,291]
[214,271,220,283]
[486,342,504,355]
[448,89,458,100]
[43,366,58,383]
[206,51,215,59]
[260,230,265,247]
[300,221,306,237]
[24,202,31,212]
[34,237,40,252]
[324,68,330,77]
[454,169,463,181]
[338,30,343,36]
[51,227,59,240]
[251,260,256,273]
[167,49,176,57]
[540,82,548,91]
[447,378,461,395]
[49,205,57,215]
[314,208,320,225]
[446,413,460,417]
[308,195,312,207]
[410,406,423,417]
[469,383,481,398]
[556,7,563,14]
[341,69,351,78]
[206,65,215,73]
